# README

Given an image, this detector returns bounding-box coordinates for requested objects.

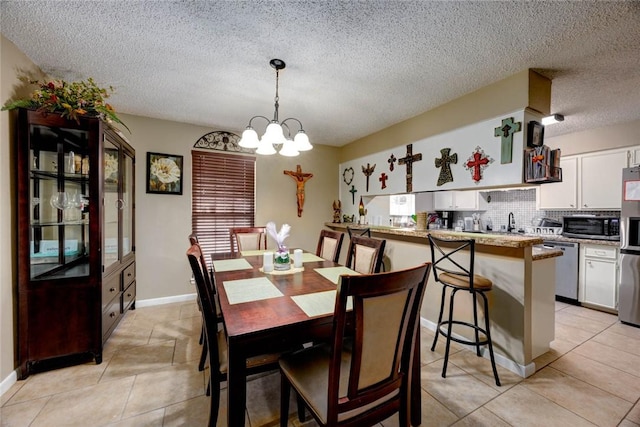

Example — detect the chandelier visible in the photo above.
[238,59,312,156]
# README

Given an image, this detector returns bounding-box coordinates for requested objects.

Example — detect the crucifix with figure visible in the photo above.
[398,144,422,192]
[493,117,521,164]
[284,165,313,217]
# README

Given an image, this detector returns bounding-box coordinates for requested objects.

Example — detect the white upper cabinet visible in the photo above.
[580,150,627,209]
[434,190,486,211]
[538,147,631,210]
[538,157,578,209]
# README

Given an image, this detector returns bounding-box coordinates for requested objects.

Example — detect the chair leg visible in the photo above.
[199,338,208,372]
[280,374,291,427]
[441,288,457,379]
[209,374,220,427]
[472,291,481,357]
[199,322,204,345]
[480,292,501,386]
[431,285,447,352]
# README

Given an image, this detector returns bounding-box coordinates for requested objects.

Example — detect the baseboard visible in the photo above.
[0,369,17,398]
[135,293,196,308]
[419,316,536,378]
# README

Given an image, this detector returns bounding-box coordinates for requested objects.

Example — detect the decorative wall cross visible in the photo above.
[349,185,358,204]
[388,154,396,171]
[464,146,493,182]
[398,144,422,192]
[379,172,388,189]
[361,163,376,192]
[434,148,457,186]
[493,117,521,164]
[284,165,313,217]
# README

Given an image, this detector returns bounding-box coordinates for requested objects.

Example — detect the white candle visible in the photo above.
[263,251,274,272]
[293,249,303,268]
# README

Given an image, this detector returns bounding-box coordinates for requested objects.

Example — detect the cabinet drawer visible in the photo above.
[583,246,617,259]
[102,274,121,310]
[102,299,121,339]
[123,262,135,288]
[123,281,136,311]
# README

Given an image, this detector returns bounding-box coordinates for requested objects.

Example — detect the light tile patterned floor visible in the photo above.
[2,300,639,427]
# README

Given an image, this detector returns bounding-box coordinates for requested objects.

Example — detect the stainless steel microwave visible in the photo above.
[562,216,620,240]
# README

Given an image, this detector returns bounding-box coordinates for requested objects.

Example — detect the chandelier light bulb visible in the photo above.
[278,138,300,157]
[294,130,312,151]
[239,127,259,148]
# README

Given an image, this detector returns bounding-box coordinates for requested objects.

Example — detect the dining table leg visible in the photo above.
[227,341,247,427]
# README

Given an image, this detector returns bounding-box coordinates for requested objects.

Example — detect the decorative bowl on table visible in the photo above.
[274,249,291,271]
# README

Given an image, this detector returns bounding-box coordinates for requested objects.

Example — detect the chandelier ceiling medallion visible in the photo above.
[238,59,312,157]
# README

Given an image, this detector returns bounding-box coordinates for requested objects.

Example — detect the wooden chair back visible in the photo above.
[315,229,345,263]
[346,226,371,238]
[229,226,267,255]
[345,235,386,274]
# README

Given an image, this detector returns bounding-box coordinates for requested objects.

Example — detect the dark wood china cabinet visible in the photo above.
[14,108,135,379]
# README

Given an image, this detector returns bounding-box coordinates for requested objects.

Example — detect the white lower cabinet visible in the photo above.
[579,244,619,312]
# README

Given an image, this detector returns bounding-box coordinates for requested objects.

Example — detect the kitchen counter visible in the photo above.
[326,221,560,378]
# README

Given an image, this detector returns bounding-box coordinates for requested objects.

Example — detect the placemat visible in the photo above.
[222,277,284,305]
[292,290,353,317]
[302,253,324,263]
[313,266,360,284]
[212,258,252,272]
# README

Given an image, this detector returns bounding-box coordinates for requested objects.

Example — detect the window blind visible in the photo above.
[191,151,256,259]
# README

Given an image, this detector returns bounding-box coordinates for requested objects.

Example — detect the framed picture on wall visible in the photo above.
[527,121,544,147]
[146,152,183,195]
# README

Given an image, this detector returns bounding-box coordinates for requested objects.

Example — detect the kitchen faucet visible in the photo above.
[507,212,516,232]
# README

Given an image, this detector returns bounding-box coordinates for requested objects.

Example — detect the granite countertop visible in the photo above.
[326,223,544,248]
[326,223,563,260]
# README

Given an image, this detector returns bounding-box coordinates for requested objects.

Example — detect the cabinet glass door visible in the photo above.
[103,138,120,271]
[29,124,90,279]
[122,151,134,258]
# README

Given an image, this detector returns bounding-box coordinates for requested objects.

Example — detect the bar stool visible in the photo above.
[427,234,500,386]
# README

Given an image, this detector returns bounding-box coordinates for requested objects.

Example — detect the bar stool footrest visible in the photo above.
[437,320,489,347]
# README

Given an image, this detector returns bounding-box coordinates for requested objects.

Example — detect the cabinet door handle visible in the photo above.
[109,312,116,318]
[583,204,588,207]
[594,250,606,256]
[127,293,132,297]
[110,287,116,293]
[570,204,575,207]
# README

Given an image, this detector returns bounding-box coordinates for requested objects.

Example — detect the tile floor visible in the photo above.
[1,300,640,427]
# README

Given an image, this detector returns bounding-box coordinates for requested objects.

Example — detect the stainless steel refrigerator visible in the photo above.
[619,167,640,327]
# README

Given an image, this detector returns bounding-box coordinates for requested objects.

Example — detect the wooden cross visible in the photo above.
[388,154,396,171]
[434,148,457,187]
[465,148,492,182]
[349,185,358,205]
[284,165,313,217]
[361,163,376,192]
[493,117,521,164]
[379,172,388,189]
[398,144,422,192]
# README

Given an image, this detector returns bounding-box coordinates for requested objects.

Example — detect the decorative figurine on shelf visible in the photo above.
[284,165,313,217]
[332,200,342,223]
[358,196,368,225]
[343,214,355,223]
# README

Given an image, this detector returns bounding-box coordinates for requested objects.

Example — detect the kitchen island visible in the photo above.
[326,223,562,377]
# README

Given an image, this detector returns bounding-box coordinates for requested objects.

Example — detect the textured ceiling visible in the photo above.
[2,1,640,147]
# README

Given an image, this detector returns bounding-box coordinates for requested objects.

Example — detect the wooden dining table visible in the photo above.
[212,250,422,427]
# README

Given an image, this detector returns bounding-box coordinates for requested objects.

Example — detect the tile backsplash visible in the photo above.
[454,188,620,231]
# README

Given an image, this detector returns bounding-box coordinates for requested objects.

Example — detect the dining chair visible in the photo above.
[315,229,345,263]
[346,226,371,238]
[188,233,223,373]
[229,226,267,255]
[187,243,282,427]
[279,262,431,427]
[345,235,386,274]
[427,234,501,386]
